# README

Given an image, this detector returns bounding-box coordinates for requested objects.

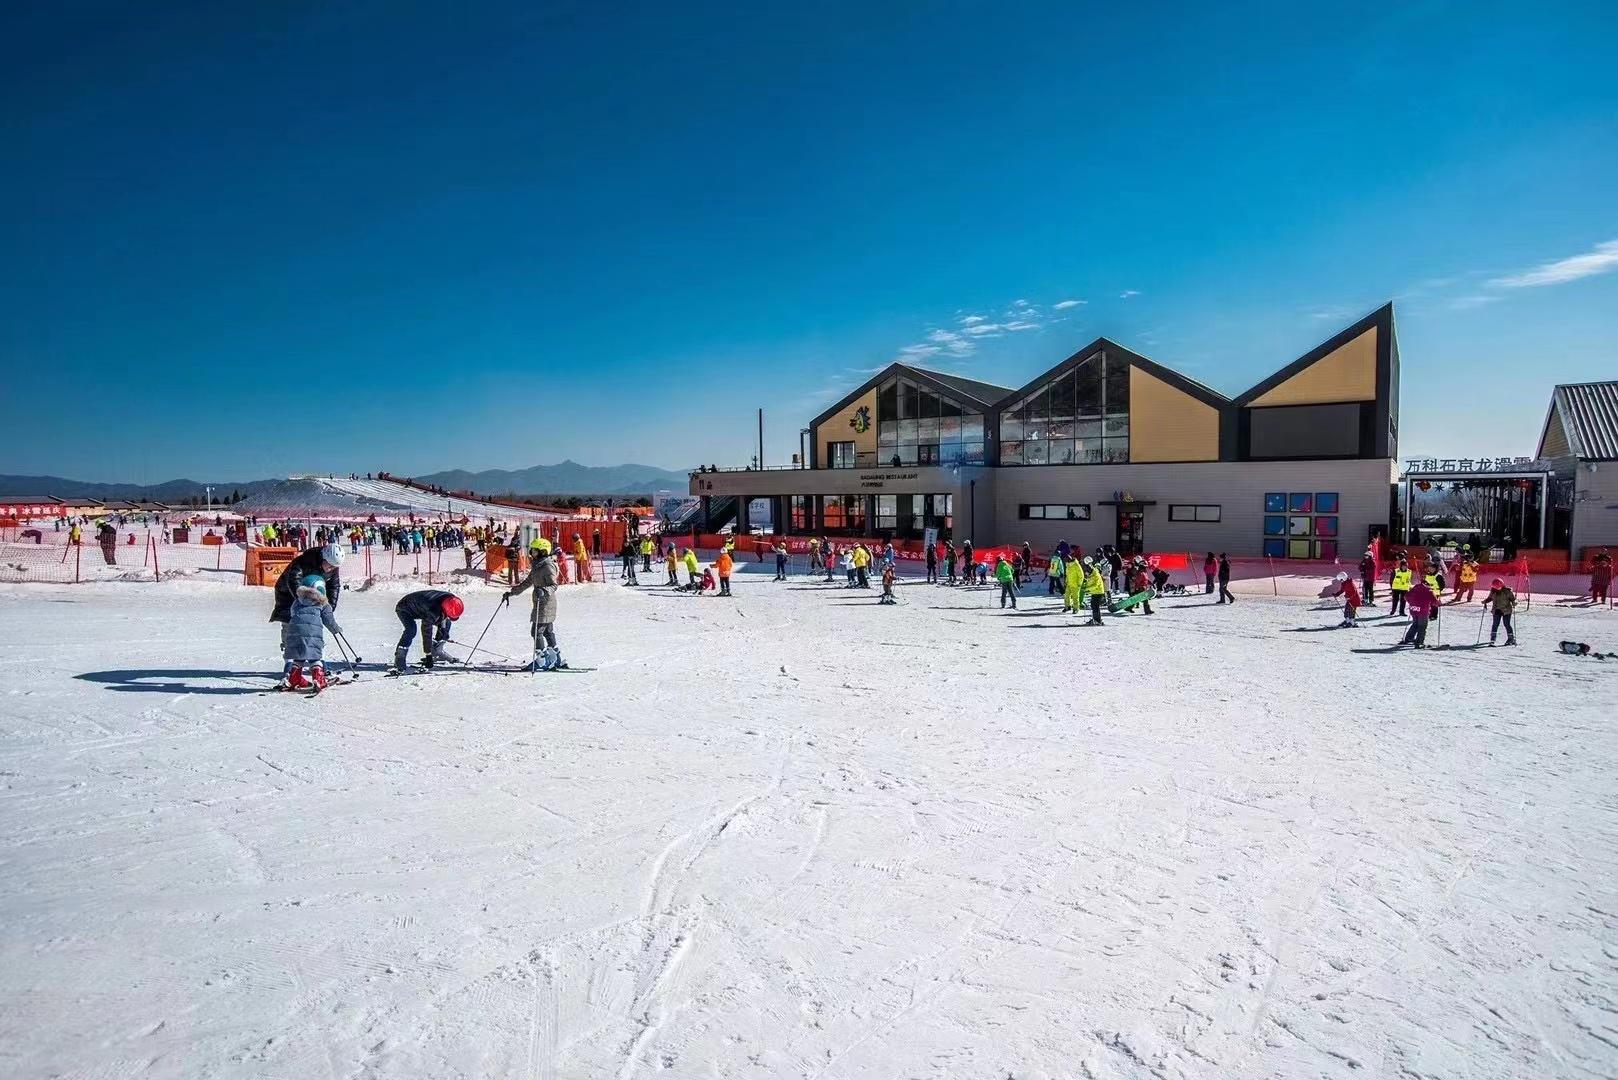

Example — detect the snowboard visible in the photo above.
[1107,588,1156,614]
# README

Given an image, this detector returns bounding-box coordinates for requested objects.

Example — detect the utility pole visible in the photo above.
[757,408,765,469]
[205,486,213,513]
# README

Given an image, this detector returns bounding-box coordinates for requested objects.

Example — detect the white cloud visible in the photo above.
[1489,239,1618,288]
[962,322,1004,336]
[1002,320,1039,331]
[1449,294,1501,310]
[1013,298,1030,306]
[1119,290,1140,299]
[958,314,987,325]
[1053,299,1085,310]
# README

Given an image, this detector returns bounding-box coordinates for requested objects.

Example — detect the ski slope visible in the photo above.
[1,573,1615,1078]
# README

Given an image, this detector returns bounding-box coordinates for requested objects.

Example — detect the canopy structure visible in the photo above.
[231,476,561,523]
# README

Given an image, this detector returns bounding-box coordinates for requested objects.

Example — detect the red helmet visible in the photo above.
[442,595,465,619]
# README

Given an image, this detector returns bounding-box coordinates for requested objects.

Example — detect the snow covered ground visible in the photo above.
[2,571,1615,1079]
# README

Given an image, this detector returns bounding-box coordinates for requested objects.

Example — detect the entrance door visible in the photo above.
[1115,508,1144,555]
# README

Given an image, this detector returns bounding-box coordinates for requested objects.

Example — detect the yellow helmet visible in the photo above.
[534,537,553,554]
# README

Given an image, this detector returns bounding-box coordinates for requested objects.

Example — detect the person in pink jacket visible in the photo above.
[1400,579,1439,648]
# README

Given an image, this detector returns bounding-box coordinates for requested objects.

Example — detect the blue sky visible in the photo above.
[3,2,1615,482]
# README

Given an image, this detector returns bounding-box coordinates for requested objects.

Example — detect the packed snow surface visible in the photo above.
[1,572,1615,1079]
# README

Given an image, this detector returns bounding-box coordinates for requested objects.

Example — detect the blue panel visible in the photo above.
[1315,492,1340,513]
[1263,515,1286,536]
[1263,538,1287,558]
[1264,493,1286,513]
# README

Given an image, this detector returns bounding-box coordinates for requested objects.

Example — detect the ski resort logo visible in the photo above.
[849,405,871,434]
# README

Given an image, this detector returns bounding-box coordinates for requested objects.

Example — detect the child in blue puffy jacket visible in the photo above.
[279,574,343,690]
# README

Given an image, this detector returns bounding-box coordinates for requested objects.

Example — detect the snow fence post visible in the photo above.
[152,536,160,581]
[74,540,80,584]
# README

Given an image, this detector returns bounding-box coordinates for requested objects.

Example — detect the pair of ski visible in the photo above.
[385,661,592,677]
[268,672,357,696]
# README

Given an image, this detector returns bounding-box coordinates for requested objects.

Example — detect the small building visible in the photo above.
[1537,381,1618,562]
[0,496,65,521]
[691,304,1402,557]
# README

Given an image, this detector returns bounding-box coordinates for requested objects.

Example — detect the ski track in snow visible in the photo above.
[0,575,1615,1078]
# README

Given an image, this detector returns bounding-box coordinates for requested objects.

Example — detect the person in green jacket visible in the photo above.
[1047,552,1065,596]
[995,555,1018,609]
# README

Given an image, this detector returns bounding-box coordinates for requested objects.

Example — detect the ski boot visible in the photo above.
[310,664,329,692]
[286,666,310,690]
[389,646,409,674]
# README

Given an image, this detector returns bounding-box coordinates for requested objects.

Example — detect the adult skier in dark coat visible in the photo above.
[269,544,344,649]
[392,589,464,671]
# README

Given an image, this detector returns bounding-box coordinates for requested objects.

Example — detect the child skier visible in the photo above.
[1482,578,1518,646]
[944,544,957,585]
[716,548,734,596]
[1063,553,1083,614]
[1453,554,1479,604]
[503,537,567,670]
[681,546,701,589]
[1389,555,1412,616]
[1338,572,1361,627]
[1127,557,1154,615]
[665,546,679,586]
[279,574,344,691]
[1400,577,1439,648]
[774,542,789,581]
[1082,557,1107,625]
[879,562,897,604]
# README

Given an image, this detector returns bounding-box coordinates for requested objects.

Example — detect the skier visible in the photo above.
[960,540,974,582]
[944,544,957,585]
[665,546,679,586]
[1453,554,1479,604]
[1127,557,1154,615]
[278,574,343,691]
[619,537,638,585]
[1359,548,1377,605]
[97,520,117,565]
[1203,552,1217,595]
[1388,555,1412,616]
[853,544,871,589]
[879,562,898,605]
[1063,551,1083,613]
[270,544,344,651]
[1590,552,1612,604]
[1216,553,1235,604]
[995,554,1017,609]
[391,589,465,671]
[681,546,701,589]
[1048,551,1065,595]
[572,534,591,582]
[1082,557,1107,625]
[716,548,734,596]
[1400,577,1439,648]
[504,537,567,670]
[1337,572,1361,628]
[774,542,789,581]
[925,542,938,584]
[1483,578,1518,646]
[640,534,655,573]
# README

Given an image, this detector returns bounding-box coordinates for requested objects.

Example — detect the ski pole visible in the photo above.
[462,598,505,666]
[336,630,363,664]
[1475,604,1487,645]
[331,633,359,678]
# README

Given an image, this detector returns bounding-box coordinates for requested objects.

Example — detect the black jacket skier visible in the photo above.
[270,546,342,623]
[393,589,463,669]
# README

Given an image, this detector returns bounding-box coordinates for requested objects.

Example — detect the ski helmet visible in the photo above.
[320,543,345,566]
[441,595,464,619]
[302,574,327,593]
[534,537,552,553]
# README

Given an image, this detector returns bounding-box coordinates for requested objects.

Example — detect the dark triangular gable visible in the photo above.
[988,338,1231,413]
[1233,302,1399,460]
[806,362,1014,467]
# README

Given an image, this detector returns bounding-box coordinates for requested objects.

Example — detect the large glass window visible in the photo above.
[874,375,985,467]
[875,495,898,532]
[827,441,856,469]
[790,495,811,531]
[1002,350,1129,466]
[821,495,865,533]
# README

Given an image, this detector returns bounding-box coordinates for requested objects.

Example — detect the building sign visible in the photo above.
[1403,456,1543,474]
[848,405,871,434]
[857,471,919,489]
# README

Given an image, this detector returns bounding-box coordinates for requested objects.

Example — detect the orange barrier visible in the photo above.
[245,546,298,587]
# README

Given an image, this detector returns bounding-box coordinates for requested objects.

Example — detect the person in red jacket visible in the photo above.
[1338,574,1362,628]
[1400,578,1439,648]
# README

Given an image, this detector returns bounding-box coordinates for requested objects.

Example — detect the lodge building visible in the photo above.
[690,304,1402,558]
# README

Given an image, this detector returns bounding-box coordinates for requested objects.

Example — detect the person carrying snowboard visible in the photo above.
[279,574,344,691]
[504,537,567,670]
[1483,578,1518,646]
[1082,557,1107,625]
[392,589,465,672]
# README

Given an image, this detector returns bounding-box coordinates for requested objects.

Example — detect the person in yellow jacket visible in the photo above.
[572,534,592,582]
[665,546,679,586]
[681,546,700,589]
[1453,554,1479,603]
[1388,556,1413,617]
[1063,554,1083,613]
[1081,557,1107,625]
[639,535,654,573]
[715,549,734,596]
[851,543,871,589]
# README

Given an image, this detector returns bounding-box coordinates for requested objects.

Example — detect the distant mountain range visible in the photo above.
[0,461,692,502]
[0,474,276,502]
[413,461,690,497]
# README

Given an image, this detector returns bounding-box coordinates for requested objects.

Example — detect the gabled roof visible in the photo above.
[0,495,64,505]
[1541,381,1618,461]
[992,337,1231,412]
[1234,303,1393,406]
[903,367,1015,410]
[809,362,1013,430]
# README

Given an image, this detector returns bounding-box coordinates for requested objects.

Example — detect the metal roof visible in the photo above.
[1551,381,1618,460]
[902,366,1015,409]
